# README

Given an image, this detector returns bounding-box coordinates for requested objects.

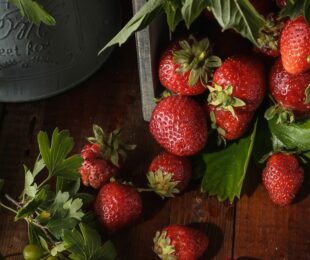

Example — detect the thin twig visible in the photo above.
[0,202,17,214]
[28,219,55,245]
[5,194,21,209]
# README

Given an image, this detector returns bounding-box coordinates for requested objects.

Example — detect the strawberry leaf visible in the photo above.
[181,0,207,29]
[199,121,257,203]
[99,0,164,54]
[163,0,183,32]
[9,0,55,26]
[268,117,310,152]
[279,0,310,25]
[206,0,267,47]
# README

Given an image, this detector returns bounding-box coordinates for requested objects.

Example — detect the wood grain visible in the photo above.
[0,1,309,259]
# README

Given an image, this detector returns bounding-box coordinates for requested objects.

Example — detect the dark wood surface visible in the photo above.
[0,2,309,260]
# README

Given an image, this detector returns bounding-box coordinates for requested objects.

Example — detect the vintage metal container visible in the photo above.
[0,0,121,101]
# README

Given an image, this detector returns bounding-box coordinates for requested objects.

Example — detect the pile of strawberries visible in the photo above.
[79,1,309,259]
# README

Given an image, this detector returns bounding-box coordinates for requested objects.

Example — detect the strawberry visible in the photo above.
[262,153,304,206]
[95,182,142,233]
[266,59,310,123]
[79,125,136,189]
[80,159,119,189]
[280,16,310,75]
[80,143,101,160]
[149,96,208,156]
[147,152,192,198]
[208,105,254,141]
[207,56,266,115]
[153,225,208,260]
[158,36,221,96]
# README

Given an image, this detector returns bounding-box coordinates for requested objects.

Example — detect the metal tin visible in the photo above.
[0,0,121,102]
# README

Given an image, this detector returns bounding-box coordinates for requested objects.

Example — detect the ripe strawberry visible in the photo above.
[266,59,310,122]
[158,36,221,96]
[80,143,101,160]
[153,225,208,260]
[280,16,310,74]
[95,182,142,233]
[80,159,119,189]
[207,56,266,114]
[208,105,254,141]
[262,153,304,206]
[149,96,208,156]
[147,152,192,198]
[79,125,136,189]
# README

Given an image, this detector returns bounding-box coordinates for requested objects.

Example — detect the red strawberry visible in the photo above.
[153,225,208,260]
[266,59,310,122]
[79,125,136,189]
[80,159,119,189]
[95,182,142,233]
[262,153,304,206]
[149,96,208,156]
[208,56,266,114]
[159,36,221,96]
[280,16,310,75]
[147,152,192,197]
[208,105,254,141]
[80,143,101,160]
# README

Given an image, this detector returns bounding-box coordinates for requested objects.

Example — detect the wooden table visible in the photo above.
[0,2,309,259]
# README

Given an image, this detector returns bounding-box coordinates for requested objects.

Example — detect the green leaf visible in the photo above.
[32,157,45,178]
[64,223,116,260]
[99,0,164,54]
[24,170,38,198]
[56,178,80,195]
[37,129,83,180]
[268,117,310,152]
[51,242,66,256]
[63,198,84,221]
[47,217,78,239]
[206,0,267,46]
[16,188,47,220]
[73,193,94,205]
[280,0,305,20]
[28,223,46,245]
[163,0,183,32]
[200,121,257,202]
[38,236,49,252]
[9,0,56,25]
[181,0,207,29]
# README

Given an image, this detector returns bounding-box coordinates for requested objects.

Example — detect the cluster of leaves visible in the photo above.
[0,129,116,260]
[9,0,55,25]
[280,0,310,24]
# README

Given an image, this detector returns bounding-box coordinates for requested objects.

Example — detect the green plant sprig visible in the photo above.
[0,129,116,260]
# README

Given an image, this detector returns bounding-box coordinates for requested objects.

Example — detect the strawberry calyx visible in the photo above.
[173,35,221,86]
[257,14,285,52]
[207,84,246,118]
[147,170,180,198]
[307,55,310,64]
[87,124,136,167]
[210,111,227,146]
[153,230,177,260]
[264,104,295,124]
[154,90,173,104]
